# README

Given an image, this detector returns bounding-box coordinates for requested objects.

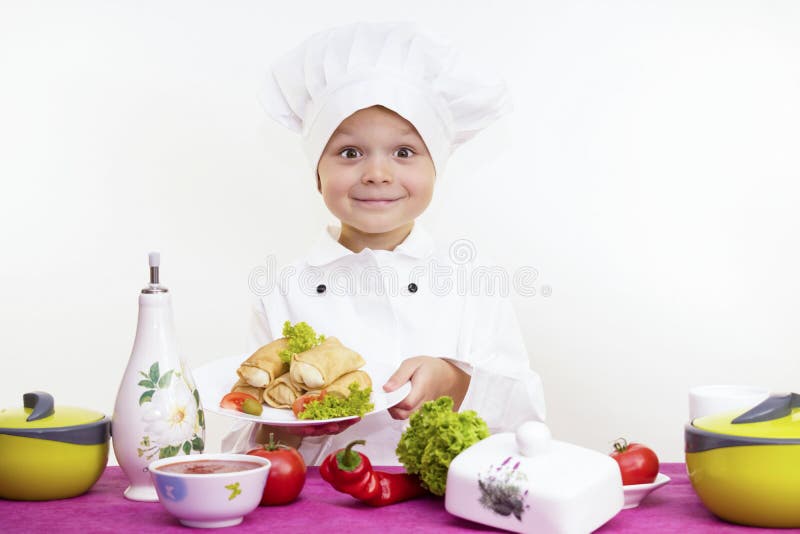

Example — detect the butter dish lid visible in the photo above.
[445,422,623,533]
[693,392,800,439]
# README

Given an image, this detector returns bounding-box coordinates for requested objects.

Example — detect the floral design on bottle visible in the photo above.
[477,456,530,521]
[136,362,205,460]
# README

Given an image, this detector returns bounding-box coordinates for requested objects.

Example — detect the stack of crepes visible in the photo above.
[231,336,372,411]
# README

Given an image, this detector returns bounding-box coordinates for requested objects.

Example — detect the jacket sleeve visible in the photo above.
[456,291,546,433]
[221,297,275,453]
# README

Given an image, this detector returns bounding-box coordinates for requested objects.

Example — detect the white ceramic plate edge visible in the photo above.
[622,473,671,509]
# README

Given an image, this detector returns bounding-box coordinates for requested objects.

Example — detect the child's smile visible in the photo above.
[352,198,404,208]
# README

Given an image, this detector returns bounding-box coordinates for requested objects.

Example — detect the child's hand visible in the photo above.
[383,356,470,420]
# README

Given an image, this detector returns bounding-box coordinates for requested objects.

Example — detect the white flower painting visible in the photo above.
[136,362,205,460]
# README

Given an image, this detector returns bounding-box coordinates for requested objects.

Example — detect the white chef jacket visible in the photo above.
[222,223,545,465]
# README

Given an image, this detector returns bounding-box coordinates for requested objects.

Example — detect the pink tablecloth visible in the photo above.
[1,463,797,533]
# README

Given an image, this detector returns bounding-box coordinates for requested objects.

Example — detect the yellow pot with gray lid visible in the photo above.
[0,391,110,500]
[685,392,800,528]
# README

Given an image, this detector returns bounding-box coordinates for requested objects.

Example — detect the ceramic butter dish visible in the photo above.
[445,421,623,534]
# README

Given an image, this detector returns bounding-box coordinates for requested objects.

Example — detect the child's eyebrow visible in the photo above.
[332,127,417,137]
[331,129,354,137]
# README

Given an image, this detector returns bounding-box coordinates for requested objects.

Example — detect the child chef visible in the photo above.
[223,21,546,465]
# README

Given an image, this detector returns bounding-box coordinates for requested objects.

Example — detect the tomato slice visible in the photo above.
[291,391,326,417]
[220,392,260,412]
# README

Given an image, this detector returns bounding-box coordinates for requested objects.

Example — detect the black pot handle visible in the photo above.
[732,392,800,424]
[24,391,55,422]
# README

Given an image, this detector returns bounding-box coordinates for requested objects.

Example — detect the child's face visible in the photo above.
[317,105,436,235]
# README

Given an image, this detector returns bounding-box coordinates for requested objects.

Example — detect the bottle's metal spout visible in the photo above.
[143,251,168,294]
[149,251,160,285]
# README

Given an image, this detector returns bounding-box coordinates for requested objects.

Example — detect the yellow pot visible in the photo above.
[685,392,800,528]
[0,392,110,501]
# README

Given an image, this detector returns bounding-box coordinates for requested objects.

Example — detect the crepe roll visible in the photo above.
[307,370,372,399]
[237,338,290,388]
[263,373,305,409]
[230,379,264,401]
[290,336,366,389]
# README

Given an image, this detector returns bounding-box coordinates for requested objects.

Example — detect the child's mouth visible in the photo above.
[353,198,401,207]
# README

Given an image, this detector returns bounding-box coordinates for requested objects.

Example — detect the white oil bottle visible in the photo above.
[112,252,205,501]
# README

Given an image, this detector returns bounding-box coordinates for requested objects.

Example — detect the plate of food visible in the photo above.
[193,322,410,427]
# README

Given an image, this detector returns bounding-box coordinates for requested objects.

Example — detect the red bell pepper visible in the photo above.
[320,439,428,506]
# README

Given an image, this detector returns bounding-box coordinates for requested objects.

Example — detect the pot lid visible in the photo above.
[0,392,104,429]
[693,392,800,439]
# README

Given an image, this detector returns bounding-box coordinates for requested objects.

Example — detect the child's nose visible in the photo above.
[361,157,393,184]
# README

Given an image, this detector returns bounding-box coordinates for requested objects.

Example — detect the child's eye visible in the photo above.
[394,147,414,158]
[338,147,362,159]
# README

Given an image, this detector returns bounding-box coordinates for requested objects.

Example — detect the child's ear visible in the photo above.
[316,173,322,193]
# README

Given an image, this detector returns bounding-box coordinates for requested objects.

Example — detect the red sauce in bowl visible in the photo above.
[156,460,264,475]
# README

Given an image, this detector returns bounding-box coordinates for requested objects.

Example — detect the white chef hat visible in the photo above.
[258,21,512,178]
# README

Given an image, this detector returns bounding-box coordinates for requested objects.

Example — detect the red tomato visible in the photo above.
[610,438,659,485]
[291,390,326,417]
[220,392,259,412]
[247,434,306,505]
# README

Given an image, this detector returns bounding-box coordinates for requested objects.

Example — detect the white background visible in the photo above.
[2,0,799,464]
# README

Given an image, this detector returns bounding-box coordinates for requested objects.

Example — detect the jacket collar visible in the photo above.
[306,223,435,267]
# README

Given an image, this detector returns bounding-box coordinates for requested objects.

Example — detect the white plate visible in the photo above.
[193,355,411,427]
[622,473,671,509]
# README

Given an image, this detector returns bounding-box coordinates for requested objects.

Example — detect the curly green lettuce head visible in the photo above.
[279,320,325,363]
[396,396,489,496]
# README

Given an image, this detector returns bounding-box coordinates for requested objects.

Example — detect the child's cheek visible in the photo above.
[407,175,435,198]
[320,182,352,213]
